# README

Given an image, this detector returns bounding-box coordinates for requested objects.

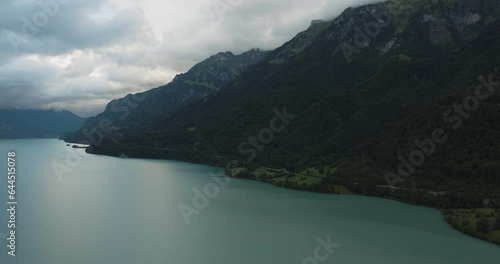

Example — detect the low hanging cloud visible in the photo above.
[0,0,381,117]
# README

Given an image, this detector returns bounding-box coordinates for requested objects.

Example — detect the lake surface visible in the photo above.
[0,139,498,264]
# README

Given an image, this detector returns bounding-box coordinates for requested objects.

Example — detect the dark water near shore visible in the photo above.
[0,139,498,263]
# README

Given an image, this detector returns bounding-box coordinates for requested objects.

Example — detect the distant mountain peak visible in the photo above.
[211,51,235,61]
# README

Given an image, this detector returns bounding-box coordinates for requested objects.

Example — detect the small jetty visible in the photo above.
[72,145,89,149]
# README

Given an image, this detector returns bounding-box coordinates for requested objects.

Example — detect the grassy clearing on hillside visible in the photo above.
[288,175,321,186]
[329,185,352,195]
[444,208,500,245]
[230,167,249,177]
[252,167,278,179]
[399,54,412,61]
[299,165,338,178]
[229,166,351,193]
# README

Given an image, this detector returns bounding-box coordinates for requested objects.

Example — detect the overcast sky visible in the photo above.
[0,0,380,117]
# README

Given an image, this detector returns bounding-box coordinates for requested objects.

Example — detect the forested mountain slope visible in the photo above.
[83,0,500,197]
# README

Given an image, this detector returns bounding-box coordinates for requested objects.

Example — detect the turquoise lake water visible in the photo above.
[0,139,498,263]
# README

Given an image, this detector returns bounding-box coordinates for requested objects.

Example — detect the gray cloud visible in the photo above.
[0,0,381,117]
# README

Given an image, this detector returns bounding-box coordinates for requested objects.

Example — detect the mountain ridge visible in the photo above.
[0,109,85,139]
[63,48,269,144]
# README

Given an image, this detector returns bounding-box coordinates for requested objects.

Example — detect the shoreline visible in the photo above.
[74,139,500,246]
[229,173,500,246]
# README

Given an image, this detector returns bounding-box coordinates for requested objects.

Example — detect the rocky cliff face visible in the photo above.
[317,0,500,63]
